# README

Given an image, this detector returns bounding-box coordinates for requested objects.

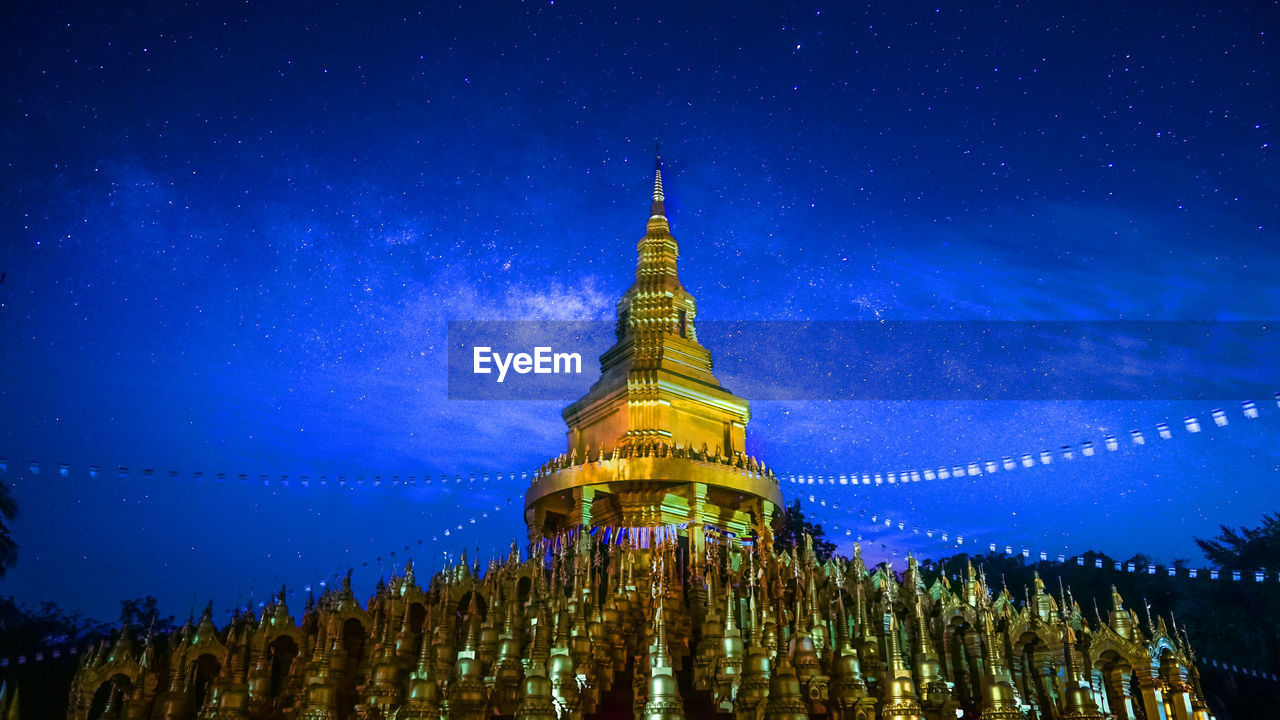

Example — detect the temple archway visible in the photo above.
[267,634,300,702]
[341,617,367,675]
[86,674,132,720]
[408,600,427,634]
[456,589,487,624]
[1014,630,1060,718]
[190,652,222,713]
[1095,650,1137,720]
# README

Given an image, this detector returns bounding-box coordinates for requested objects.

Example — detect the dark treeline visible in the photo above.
[0,595,171,719]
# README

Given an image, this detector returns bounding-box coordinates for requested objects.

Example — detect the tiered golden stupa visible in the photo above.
[526,155,782,546]
[66,159,1216,720]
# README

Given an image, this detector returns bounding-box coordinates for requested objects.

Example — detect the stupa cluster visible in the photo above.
[67,533,1212,719]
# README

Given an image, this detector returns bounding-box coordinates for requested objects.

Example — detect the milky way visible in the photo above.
[2,2,1276,618]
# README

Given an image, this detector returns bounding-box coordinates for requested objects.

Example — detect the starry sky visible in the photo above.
[2,1,1277,621]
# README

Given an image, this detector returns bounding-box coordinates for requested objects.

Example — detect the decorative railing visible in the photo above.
[532,440,777,483]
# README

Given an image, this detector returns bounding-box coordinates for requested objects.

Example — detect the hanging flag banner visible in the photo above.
[784,396,1273,489]
[812,499,1275,588]
[5,394,1268,495]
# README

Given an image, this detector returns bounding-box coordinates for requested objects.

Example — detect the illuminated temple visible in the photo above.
[67,161,1215,720]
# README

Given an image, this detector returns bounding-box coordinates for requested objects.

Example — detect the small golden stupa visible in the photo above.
[65,158,1215,720]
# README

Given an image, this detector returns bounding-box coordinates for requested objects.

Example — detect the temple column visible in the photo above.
[686,483,709,633]
[940,628,961,702]
[962,630,985,706]
[526,505,548,542]
[1034,647,1064,720]
[1163,665,1194,720]
[1090,670,1110,716]
[688,483,707,573]
[755,499,776,549]
[1133,666,1169,720]
[1103,668,1138,720]
[572,486,596,529]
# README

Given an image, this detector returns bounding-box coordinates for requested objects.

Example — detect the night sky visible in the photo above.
[2,1,1277,621]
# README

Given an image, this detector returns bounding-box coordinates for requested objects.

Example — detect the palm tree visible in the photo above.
[1195,512,1280,571]
[0,479,17,577]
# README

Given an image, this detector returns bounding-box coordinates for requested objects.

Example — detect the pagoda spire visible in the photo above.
[637,150,679,283]
[651,146,665,218]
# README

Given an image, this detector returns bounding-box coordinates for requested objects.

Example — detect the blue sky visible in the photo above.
[1,0,1276,619]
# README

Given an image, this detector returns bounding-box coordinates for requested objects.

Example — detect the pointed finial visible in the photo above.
[312,616,328,656]
[650,146,665,217]
[462,590,481,651]
[1110,584,1125,611]
[724,580,738,633]
[652,592,671,667]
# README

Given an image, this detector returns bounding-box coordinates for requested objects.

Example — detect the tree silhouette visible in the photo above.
[772,499,836,561]
[0,479,17,578]
[118,596,176,635]
[0,596,111,719]
[1195,512,1280,572]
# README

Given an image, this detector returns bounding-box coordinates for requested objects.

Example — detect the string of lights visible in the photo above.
[5,394,1273,493]
[783,395,1276,488]
[221,497,521,620]
[13,397,1271,491]
[809,496,1278,585]
[0,463,531,488]
[1197,657,1278,683]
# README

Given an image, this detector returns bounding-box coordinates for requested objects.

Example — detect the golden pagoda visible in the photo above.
[525,155,782,544]
[65,157,1217,720]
